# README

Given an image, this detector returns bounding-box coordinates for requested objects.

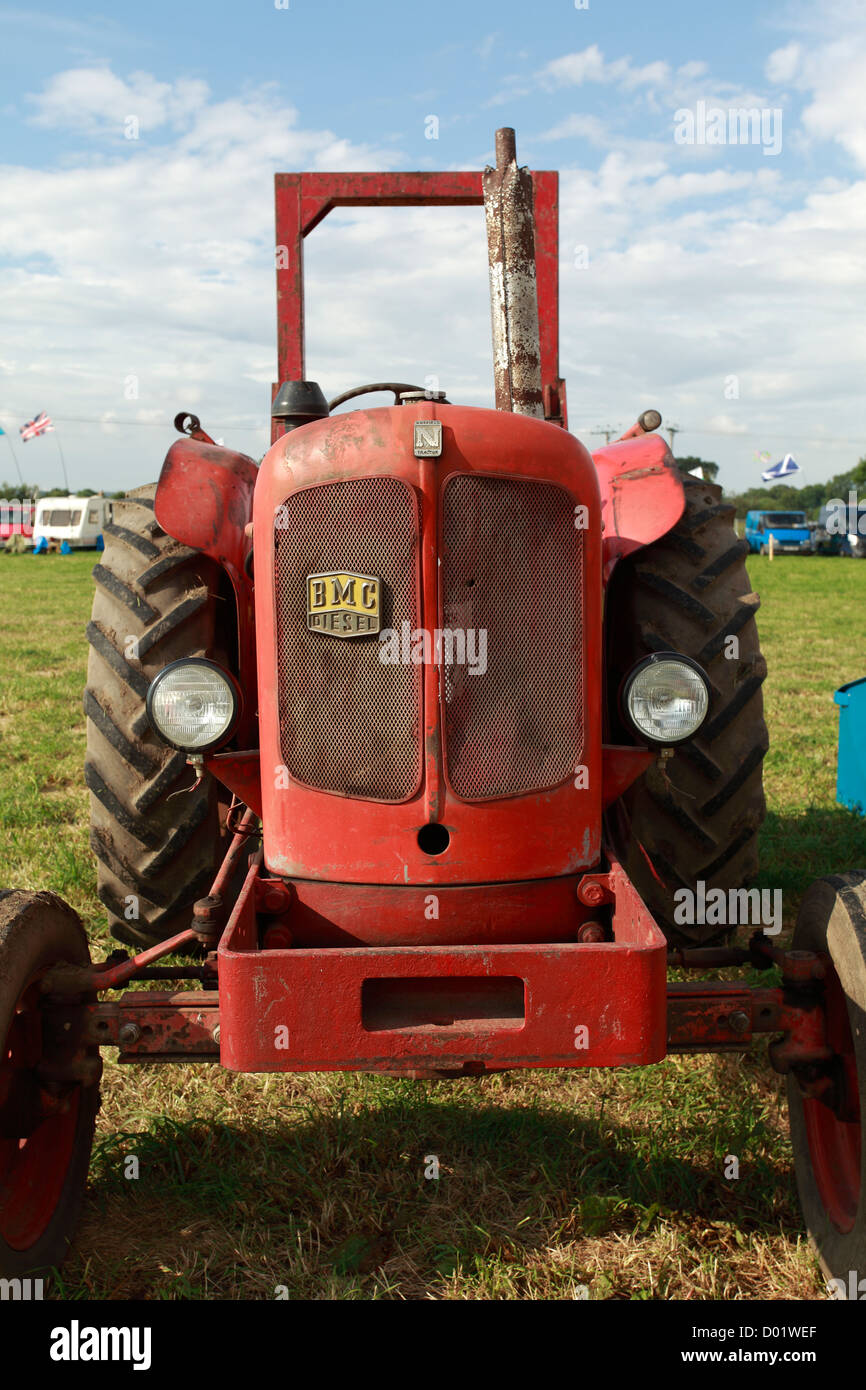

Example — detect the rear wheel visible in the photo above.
[0,891,99,1277]
[787,873,866,1287]
[85,486,228,948]
[606,476,768,944]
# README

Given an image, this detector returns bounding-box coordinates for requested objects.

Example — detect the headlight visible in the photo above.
[622,653,710,745]
[146,658,240,751]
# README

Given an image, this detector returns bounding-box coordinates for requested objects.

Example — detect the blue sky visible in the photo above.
[0,0,864,492]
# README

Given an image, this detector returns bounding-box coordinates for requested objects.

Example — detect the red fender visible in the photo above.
[592,432,686,583]
[155,437,257,572]
[154,437,259,747]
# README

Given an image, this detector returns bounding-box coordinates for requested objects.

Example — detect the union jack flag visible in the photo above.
[19,411,54,441]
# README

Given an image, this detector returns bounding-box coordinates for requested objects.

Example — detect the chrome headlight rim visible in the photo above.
[146,657,242,753]
[619,650,711,747]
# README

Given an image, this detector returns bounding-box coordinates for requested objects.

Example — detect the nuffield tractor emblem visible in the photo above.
[306,571,381,636]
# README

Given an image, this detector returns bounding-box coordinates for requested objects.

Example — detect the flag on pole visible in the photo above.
[761,452,800,483]
[20,411,54,442]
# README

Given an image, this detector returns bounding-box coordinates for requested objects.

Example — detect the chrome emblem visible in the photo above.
[306,571,381,637]
[413,420,442,457]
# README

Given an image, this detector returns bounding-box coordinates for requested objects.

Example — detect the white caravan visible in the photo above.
[32,496,113,549]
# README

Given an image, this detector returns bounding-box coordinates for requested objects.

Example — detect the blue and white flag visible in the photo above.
[761,453,800,483]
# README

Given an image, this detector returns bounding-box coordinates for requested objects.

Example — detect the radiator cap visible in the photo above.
[400,389,447,403]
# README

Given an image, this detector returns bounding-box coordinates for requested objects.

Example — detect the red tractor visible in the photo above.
[1,129,863,1286]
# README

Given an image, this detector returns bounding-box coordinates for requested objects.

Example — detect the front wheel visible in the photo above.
[605,476,767,944]
[787,872,866,1287]
[85,485,228,948]
[0,892,99,1277]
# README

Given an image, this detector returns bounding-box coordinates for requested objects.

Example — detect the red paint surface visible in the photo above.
[155,437,259,741]
[254,402,603,886]
[272,168,564,436]
[592,433,686,582]
[217,855,667,1072]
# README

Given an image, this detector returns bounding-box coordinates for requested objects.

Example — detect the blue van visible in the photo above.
[744,510,812,554]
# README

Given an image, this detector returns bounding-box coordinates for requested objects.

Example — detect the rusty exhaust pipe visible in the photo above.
[483,128,544,418]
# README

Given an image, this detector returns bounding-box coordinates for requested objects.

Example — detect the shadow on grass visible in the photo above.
[757,804,866,903]
[68,1074,802,1295]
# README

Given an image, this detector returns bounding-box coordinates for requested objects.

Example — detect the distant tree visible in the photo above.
[676,455,719,483]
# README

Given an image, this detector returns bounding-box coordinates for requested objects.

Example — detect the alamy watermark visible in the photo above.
[378,622,487,676]
[674,101,782,157]
[1,1276,43,1299]
[828,1270,866,1300]
[823,492,866,535]
[673,880,782,934]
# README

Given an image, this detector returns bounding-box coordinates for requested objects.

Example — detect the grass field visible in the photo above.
[1,550,865,1300]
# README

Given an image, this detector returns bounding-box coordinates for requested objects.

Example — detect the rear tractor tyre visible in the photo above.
[85,486,228,949]
[0,891,99,1278]
[787,872,866,1288]
[606,475,768,945]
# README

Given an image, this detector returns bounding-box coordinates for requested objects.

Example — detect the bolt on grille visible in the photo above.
[274,477,422,801]
[441,474,583,799]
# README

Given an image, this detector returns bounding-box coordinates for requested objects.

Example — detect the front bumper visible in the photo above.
[217,854,667,1073]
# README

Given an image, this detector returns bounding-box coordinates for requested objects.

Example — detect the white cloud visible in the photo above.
[541,46,607,87]
[799,39,866,168]
[1,47,865,496]
[535,113,609,145]
[28,67,208,137]
[765,43,802,85]
[539,45,671,92]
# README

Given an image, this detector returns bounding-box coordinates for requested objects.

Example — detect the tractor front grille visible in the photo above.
[274,477,422,801]
[441,474,583,799]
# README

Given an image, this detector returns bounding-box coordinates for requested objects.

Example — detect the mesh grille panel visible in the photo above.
[274,477,422,801]
[442,474,583,800]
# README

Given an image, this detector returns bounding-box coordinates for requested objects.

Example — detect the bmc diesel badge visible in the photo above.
[307,571,381,637]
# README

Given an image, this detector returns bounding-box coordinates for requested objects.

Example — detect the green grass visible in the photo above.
[1,550,864,1300]
[749,555,866,914]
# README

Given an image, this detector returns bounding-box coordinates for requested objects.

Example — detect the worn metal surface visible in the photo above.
[666,977,834,1065]
[43,945,841,1076]
[254,401,603,885]
[482,128,544,418]
[266,875,602,948]
[173,412,216,445]
[667,982,761,1051]
[272,159,564,435]
[441,473,582,798]
[217,853,667,1073]
[615,410,663,442]
[592,431,687,583]
[154,435,259,743]
[79,993,220,1061]
[40,925,198,996]
[274,476,422,801]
